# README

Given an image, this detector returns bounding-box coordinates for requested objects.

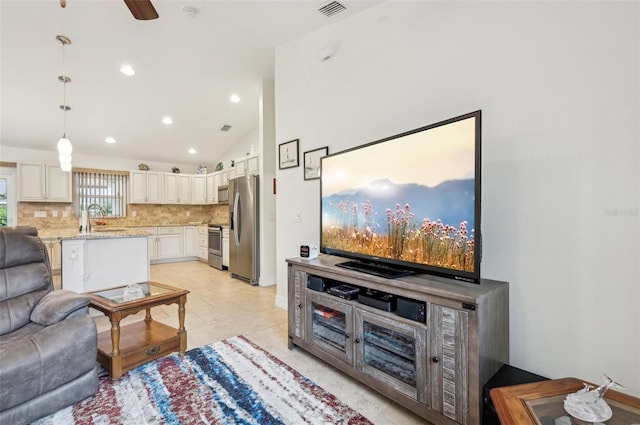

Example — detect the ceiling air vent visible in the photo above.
[318,1,346,17]
[220,125,232,132]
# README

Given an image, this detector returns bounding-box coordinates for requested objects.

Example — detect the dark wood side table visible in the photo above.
[86,281,189,380]
[490,377,640,425]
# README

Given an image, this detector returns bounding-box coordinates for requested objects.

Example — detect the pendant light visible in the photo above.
[56,35,72,172]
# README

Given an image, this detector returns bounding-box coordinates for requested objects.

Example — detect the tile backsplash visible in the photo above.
[18,202,230,229]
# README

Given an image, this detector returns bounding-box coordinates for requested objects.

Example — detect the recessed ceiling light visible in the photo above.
[162,116,173,125]
[230,94,240,103]
[105,137,116,144]
[120,65,135,76]
[188,148,196,154]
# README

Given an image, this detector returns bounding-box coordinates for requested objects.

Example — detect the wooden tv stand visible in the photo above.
[287,256,509,425]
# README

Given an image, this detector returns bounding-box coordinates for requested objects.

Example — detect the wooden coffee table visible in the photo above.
[86,281,189,380]
[490,377,640,425]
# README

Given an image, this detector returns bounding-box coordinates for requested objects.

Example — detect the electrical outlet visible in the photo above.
[51,211,58,217]
[295,210,302,223]
[62,211,69,217]
[34,211,46,218]
[132,211,137,217]
[186,211,191,217]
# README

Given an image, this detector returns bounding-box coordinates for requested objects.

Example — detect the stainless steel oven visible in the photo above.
[208,225,223,270]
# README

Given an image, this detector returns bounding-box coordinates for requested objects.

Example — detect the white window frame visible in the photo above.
[74,169,128,218]
[0,167,17,227]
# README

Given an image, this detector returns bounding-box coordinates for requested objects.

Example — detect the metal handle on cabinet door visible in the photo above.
[431,356,439,363]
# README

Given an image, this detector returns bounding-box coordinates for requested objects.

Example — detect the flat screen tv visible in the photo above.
[320,111,481,283]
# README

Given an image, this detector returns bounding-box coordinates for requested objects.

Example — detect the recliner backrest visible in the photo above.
[0,227,53,336]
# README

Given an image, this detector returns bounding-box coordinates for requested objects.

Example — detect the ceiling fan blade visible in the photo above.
[123,0,159,20]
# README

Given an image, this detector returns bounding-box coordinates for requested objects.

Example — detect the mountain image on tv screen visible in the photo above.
[321,115,477,273]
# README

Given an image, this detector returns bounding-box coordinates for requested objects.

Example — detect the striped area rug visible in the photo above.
[34,335,372,425]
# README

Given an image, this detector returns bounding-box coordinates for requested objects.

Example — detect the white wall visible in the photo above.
[259,79,277,286]
[274,1,640,394]
[216,127,260,172]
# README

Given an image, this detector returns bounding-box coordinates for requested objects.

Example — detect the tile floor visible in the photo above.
[62,261,429,425]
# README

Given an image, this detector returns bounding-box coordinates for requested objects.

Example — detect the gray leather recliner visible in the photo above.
[0,226,98,425]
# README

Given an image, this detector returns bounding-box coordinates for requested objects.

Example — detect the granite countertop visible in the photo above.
[36,222,227,240]
[38,228,151,241]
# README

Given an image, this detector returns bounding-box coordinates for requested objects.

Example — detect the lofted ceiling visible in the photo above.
[0,0,382,166]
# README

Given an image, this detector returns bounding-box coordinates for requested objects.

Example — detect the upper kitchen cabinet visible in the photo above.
[219,168,235,186]
[191,174,207,204]
[235,154,259,177]
[18,162,72,202]
[205,173,217,204]
[164,173,192,204]
[129,170,163,204]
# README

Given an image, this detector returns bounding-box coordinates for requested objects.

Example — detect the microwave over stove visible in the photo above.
[217,185,229,203]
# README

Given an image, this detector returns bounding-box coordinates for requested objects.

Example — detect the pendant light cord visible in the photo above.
[62,38,67,137]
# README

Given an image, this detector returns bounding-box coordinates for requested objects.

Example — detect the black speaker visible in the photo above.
[482,364,549,425]
[396,297,426,323]
[307,276,326,292]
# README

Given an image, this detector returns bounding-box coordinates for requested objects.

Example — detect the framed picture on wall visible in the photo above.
[279,139,299,169]
[304,146,329,180]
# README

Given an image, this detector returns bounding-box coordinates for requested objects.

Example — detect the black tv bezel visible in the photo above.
[320,110,482,284]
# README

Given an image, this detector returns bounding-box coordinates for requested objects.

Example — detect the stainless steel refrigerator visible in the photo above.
[229,175,259,285]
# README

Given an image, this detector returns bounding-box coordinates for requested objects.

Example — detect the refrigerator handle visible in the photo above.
[233,192,241,245]
[230,191,235,231]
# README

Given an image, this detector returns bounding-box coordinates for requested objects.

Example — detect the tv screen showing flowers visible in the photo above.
[320,111,481,283]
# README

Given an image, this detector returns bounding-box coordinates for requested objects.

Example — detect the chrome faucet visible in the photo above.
[86,203,106,233]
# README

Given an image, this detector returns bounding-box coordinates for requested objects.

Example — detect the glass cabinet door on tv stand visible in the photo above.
[355,309,427,403]
[306,291,354,365]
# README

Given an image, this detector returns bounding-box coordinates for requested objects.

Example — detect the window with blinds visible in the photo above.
[73,169,128,217]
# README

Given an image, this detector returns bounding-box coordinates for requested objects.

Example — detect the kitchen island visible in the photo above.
[41,229,151,293]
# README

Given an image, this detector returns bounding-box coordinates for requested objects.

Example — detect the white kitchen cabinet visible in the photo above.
[219,169,235,186]
[235,154,259,177]
[178,174,191,204]
[197,226,208,261]
[191,175,207,204]
[129,170,163,204]
[156,226,184,259]
[205,173,217,204]
[235,158,247,177]
[246,155,259,175]
[18,162,72,202]
[137,227,158,261]
[164,173,192,204]
[183,226,199,257]
[163,173,179,204]
[44,239,62,272]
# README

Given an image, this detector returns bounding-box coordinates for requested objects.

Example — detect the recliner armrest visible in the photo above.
[30,290,90,326]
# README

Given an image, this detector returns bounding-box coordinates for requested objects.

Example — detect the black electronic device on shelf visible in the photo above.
[307,275,326,292]
[358,288,396,311]
[327,284,360,300]
[397,297,426,323]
